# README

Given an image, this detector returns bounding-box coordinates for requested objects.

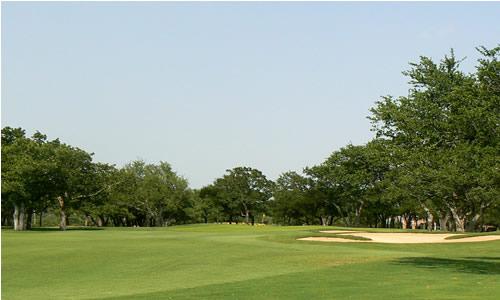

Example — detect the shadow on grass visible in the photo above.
[395,257,500,275]
[462,256,500,261]
[29,227,104,231]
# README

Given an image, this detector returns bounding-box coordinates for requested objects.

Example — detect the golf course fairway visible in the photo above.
[2,224,499,299]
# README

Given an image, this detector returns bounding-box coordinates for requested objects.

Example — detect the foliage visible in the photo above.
[3,46,499,231]
[200,167,274,224]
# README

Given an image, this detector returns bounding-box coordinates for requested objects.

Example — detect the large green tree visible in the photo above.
[272,171,311,225]
[305,140,392,227]
[206,167,274,225]
[369,46,500,231]
[2,126,119,230]
[2,127,36,230]
[109,160,192,227]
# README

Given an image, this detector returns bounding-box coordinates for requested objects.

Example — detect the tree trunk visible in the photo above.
[438,212,449,231]
[156,215,164,227]
[448,193,466,232]
[241,202,250,225]
[39,211,43,227]
[59,206,67,230]
[26,208,33,230]
[467,214,481,232]
[58,195,68,230]
[421,204,434,231]
[355,201,364,227]
[13,203,19,230]
[13,202,26,231]
[84,215,91,226]
[467,203,487,232]
[401,215,408,229]
[448,205,465,232]
[333,203,349,226]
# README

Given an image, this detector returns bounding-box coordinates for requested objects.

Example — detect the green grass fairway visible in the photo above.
[2,225,500,299]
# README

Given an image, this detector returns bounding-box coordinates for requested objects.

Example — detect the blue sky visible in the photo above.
[2,2,499,187]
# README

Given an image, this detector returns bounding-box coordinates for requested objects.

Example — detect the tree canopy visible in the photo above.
[3,46,499,231]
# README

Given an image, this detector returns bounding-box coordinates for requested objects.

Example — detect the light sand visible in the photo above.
[299,232,500,244]
[298,237,370,243]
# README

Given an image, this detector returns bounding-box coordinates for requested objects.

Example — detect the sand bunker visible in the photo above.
[298,237,370,243]
[299,232,500,244]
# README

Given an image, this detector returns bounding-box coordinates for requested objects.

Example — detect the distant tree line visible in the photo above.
[2,46,499,231]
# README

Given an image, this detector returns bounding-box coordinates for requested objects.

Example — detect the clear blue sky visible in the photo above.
[2,2,499,188]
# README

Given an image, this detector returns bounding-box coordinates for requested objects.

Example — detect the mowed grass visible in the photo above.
[2,225,500,300]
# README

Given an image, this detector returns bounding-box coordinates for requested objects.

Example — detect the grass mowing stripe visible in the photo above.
[96,259,500,300]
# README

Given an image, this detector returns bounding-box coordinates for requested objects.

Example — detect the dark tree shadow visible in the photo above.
[462,257,500,261]
[29,227,104,231]
[394,257,500,275]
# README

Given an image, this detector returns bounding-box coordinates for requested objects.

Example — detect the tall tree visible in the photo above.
[2,127,33,230]
[2,128,58,230]
[369,46,500,231]
[112,160,192,227]
[306,141,392,227]
[272,171,311,225]
[209,167,274,225]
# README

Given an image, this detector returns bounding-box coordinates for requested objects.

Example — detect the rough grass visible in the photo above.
[305,230,372,241]
[322,234,372,241]
[445,231,500,240]
[2,224,500,299]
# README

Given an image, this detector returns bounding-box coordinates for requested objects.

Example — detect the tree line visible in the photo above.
[2,46,499,231]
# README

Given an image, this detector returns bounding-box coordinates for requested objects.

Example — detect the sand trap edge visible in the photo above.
[297,237,371,243]
[298,234,500,244]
